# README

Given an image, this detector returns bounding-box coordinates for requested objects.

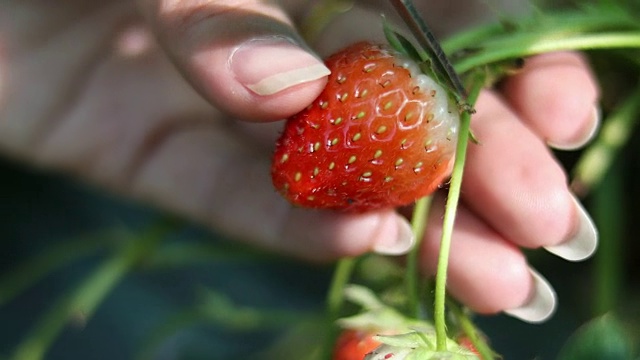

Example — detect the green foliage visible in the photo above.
[557,315,634,360]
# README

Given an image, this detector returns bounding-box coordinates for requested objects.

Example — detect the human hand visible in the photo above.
[0,0,598,322]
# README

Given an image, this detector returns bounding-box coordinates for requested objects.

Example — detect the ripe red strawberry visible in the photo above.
[271,42,460,211]
[334,330,381,360]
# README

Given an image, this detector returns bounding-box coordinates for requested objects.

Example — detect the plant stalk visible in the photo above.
[434,72,485,351]
[592,159,625,315]
[322,257,357,360]
[406,196,432,318]
[11,219,174,360]
[454,33,640,74]
[449,300,494,360]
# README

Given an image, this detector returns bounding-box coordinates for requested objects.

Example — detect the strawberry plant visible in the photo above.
[274,0,640,359]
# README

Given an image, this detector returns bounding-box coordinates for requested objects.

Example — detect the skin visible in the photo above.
[0,1,598,315]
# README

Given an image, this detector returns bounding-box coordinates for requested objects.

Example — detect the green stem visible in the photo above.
[571,85,640,195]
[442,22,505,55]
[322,257,357,360]
[448,301,494,360]
[0,230,121,307]
[592,159,625,315]
[326,258,357,318]
[434,72,485,351]
[454,32,640,74]
[443,5,639,55]
[10,220,175,360]
[146,241,276,269]
[572,86,640,315]
[572,87,639,315]
[405,196,432,318]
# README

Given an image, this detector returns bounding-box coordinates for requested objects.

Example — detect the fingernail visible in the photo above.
[230,37,330,96]
[372,215,415,256]
[545,194,598,261]
[504,269,557,323]
[548,104,600,150]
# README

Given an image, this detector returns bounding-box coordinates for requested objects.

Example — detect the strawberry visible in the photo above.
[457,336,481,357]
[334,329,381,360]
[271,42,460,211]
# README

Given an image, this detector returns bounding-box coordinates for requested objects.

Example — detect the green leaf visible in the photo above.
[382,19,424,62]
[557,315,634,360]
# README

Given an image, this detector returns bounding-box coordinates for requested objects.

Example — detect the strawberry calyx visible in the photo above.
[383,22,445,95]
[365,331,481,360]
[336,285,429,334]
[383,21,472,112]
[336,286,480,360]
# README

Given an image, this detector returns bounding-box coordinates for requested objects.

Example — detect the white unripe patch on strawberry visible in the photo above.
[394,54,460,149]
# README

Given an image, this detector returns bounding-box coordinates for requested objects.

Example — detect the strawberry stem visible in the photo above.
[326,258,357,318]
[571,84,640,195]
[434,71,485,351]
[10,219,174,360]
[453,32,640,74]
[405,195,433,319]
[323,257,357,359]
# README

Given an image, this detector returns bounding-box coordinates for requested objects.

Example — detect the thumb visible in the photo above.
[137,0,330,121]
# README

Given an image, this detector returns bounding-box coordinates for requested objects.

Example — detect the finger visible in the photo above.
[501,52,600,150]
[280,208,415,260]
[136,0,330,121]
[130,123,414,261]
[421,196,556,322]
[462,91,597,260]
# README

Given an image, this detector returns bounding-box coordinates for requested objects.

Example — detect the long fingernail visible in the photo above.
[548,104,600,150]
[230,37,330,96]
[504,269,557,323]
[545,194,598,261]
[372,215,415,256]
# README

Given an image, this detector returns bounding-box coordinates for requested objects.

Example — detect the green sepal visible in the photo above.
[336,285,432,333]
[382,20,467,112]
[467,128,480,145]
[367,332,480,359]
[383,18,424,62]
